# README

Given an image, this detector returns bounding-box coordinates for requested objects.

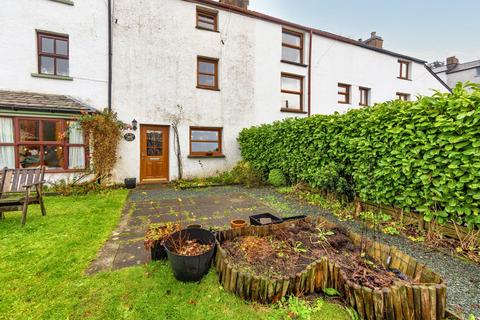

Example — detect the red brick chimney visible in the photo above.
[446,56,459,69]
[219,0,249,9]
[363,32,384,49]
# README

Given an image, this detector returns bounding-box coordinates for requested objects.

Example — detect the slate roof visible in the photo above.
[0,90,97,114]
[434,59,480,74]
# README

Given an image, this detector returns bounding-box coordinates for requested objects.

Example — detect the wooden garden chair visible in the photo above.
[0,167,47,225]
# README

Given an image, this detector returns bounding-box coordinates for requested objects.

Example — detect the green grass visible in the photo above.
[0,190,352,320]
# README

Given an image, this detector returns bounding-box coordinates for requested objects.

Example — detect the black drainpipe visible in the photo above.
[108,0,113,112]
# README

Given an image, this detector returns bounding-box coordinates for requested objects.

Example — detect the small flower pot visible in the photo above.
[230,219,247,229]
[124,178,137,189]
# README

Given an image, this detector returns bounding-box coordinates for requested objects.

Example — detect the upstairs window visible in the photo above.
[398,60,410,80]
[359,87,370,106]
[190,127,223,157]
[196,8,218,31]
[282,29,303,64]
[281,74,303,111]
[338,83,351,104]
[37,32,69,76]
[476,67,480,77]
[197,57,219,90]
[396,92,410,101]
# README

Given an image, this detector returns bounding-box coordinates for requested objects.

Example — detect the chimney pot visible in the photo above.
[363,31,383,49]
[219,0,249,9]
[446,56,459,67]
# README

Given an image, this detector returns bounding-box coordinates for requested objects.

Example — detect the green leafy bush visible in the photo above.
[238,83,480,228]
[268,169,287,187]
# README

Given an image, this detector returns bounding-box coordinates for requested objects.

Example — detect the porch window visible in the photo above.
[282,29,303,64]
[37,32,69,76]
[197,57,219,90]
[189,127,222,156]
[281,73,303,111]
[0,117,86,171]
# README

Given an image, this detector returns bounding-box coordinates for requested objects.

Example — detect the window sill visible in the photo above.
[280,108,308,114]
[49,0,74,5]
[195,26,220,33]
[337,101,350,105]
[196,85,220,91]
[31,73,73,81]
[188,154,225,159]
[397,77,412,81]
[281,60,308,68]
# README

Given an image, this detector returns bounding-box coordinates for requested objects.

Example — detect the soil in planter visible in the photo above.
[169,239,213,256]
[222,220,415,289]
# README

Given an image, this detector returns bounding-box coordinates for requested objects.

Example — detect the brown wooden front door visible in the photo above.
[140,125,169,182]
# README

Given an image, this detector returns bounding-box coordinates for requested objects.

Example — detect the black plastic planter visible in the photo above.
[164,228,216,282]
[124,178,137,189]
[249,213,283,226]
[150,241,167,261]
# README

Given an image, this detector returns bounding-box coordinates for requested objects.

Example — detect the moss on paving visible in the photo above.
[0,190,352,320]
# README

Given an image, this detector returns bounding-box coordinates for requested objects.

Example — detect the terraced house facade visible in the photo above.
[0,0,449,184]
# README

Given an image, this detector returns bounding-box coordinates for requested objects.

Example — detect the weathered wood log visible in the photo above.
[383,288,395,320]
[428,286,437,320]
[436,284,446,320]
[244,273,252,301]
[251,276,260,301]
[372,289,384,320]
[236,272,244,299]
[353,284,366,319]
[413,285,422,320]
[399,284,411,320]
[362,287,374,320]
[391,285,403,320]
[405,284,415,320]
[229,269,238,293]
[314,260,323,290]
[420,285,430,320]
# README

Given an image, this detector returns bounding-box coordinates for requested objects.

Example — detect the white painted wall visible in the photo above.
[0,0,108,109]
[111,0,447,182]
[445,68,480,88]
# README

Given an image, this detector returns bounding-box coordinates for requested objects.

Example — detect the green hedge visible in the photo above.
[238,83,480,228]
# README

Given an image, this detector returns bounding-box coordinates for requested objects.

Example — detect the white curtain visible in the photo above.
[0,117,15,169]
[68,122,85,169]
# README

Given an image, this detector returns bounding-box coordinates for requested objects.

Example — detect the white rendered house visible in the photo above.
[432,56,480,89]
[111,0,448,183]
[0,0,449,184]
[0,0,108,183]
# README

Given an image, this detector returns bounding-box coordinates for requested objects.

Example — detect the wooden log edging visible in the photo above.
[214,217,447,320]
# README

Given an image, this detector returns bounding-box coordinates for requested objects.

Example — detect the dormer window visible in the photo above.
[281,29,303,64]
[398,60,411,80]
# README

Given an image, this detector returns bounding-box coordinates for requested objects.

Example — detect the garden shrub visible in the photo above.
[268,169,287,187]
[238,83,480,228]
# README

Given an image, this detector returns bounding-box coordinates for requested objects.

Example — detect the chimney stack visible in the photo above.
[219,0,249,9]
[363,31,384,49]
[446,56,459,69]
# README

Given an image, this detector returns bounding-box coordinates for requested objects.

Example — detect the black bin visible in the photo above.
[164,228,216,282]
[249,213,283,226]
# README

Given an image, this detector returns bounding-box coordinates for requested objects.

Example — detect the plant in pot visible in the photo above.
[144,223,181,260]
[164,228,216,282]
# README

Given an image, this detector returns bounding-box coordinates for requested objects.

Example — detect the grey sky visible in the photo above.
[249,0,480,64]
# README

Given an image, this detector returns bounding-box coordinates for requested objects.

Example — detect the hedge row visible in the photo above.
[238,84,480,228]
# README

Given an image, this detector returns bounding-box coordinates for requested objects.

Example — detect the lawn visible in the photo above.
[0,190,353,320]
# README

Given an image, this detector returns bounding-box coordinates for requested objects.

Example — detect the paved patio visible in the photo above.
[86,185,290,274]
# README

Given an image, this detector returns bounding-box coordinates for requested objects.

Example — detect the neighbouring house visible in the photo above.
[431,56,480,89]
[0,0,449,184]
[0,0,108,182]
[111,0,449,183]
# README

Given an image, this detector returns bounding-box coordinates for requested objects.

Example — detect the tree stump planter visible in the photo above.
[215,217,447,320]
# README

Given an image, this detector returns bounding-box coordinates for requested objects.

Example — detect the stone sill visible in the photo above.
[31,73,73,81]
[188,155,226,159]
[281,60,308,68]
[280,108,308,114]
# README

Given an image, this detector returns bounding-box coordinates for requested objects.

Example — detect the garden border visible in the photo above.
[215,217,447,320]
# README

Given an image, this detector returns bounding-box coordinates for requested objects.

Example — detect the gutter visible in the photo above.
[0,104,95,115]
[308,30,312,116]
[424,65,452,93]
[108,0,113,111]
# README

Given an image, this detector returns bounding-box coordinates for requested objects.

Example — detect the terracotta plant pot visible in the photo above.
[230,219,247,229]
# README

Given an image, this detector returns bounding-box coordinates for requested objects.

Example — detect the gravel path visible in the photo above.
[138,185,480,318]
